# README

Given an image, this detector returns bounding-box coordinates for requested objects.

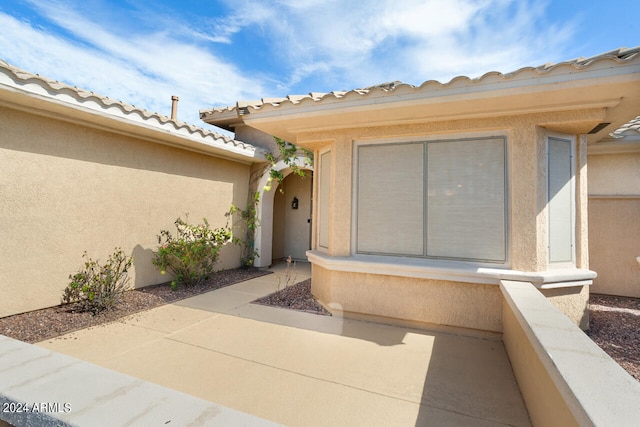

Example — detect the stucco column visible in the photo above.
[510,124,545,271]
[329,136,352,256]
[575,134,589,269]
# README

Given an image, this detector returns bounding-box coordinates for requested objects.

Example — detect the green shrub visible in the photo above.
[62,248,133,314]
[152,217,231,289]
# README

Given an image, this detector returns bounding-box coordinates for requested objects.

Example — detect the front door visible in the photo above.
[272,172,312,262]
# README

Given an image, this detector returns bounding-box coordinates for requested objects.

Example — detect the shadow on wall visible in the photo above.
[131,241,243,289]
[0,107,243,183]
[132,244,165,288]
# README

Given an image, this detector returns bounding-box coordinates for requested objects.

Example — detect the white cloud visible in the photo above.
[0,4,266,128]
[202,2,276,44]
[0,0,578,124]
[378,0,487,38]
[221,0,575,90]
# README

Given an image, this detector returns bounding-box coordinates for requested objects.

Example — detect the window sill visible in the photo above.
[306,251,596,289]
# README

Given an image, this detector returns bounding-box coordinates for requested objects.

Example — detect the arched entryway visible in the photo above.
[253,157,313,267]
[272,172,313,262]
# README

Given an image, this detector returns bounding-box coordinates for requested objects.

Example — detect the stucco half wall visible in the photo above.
[311,258,590,333]
[0,106,250,317]
[312,264,503,332]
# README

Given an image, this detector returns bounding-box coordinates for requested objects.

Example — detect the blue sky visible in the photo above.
[0,0,637,131]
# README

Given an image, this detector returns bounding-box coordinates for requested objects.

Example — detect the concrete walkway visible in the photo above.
[37,263,531,426]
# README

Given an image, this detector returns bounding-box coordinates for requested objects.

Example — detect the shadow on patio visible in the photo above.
[32,262,531,426]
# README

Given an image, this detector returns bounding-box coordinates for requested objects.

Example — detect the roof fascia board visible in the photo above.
[259,99,619,136]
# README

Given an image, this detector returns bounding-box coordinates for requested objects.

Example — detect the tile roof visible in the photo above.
[200,46,640,127]
[0,59,264,161]
[611,116,640,138]
[588,114,640,154]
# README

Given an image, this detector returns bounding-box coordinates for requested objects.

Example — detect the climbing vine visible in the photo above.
[228,137,313,267]
[264,137,313,192]
[227,191,261,268]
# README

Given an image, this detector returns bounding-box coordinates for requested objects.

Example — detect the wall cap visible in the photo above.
[307,250,596,287]
[500,280,640,426]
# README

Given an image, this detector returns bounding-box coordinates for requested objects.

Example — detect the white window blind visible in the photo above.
[355,136,507,263]
[427,138,506,261]
[548,137,573,263]
[357,143,424,255]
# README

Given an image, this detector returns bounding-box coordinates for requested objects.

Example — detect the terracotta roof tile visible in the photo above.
[200,46,640,120]
[611,116,640,137]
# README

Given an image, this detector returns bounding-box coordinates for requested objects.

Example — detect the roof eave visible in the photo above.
[246,70,639,143]
[199,108,243,132]
[0,61,265,164]
[202,48,640,144]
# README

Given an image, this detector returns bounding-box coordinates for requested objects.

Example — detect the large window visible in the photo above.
[356,136,507,263]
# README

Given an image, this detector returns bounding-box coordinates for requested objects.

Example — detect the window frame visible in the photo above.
[546,134,576,266]
[317,148,332,252]
[352,131,510,266]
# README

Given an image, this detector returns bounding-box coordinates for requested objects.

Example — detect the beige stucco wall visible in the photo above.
[234,123,272,200]
[0,106,250,317]
[587,152,640,297]
[588,152,640,195]
[312,265,503,332]
[234,124,279,153]
[540,286,589,329]
[588,198,640,297]
[299,109,599,271]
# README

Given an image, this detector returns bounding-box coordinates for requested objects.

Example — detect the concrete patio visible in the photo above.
[35,262,531,426]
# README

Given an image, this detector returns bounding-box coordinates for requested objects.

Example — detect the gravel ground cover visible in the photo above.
[252,278,331,316]
[1,279,637,383]
[0,268,271,344]
[586,293,640,382]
